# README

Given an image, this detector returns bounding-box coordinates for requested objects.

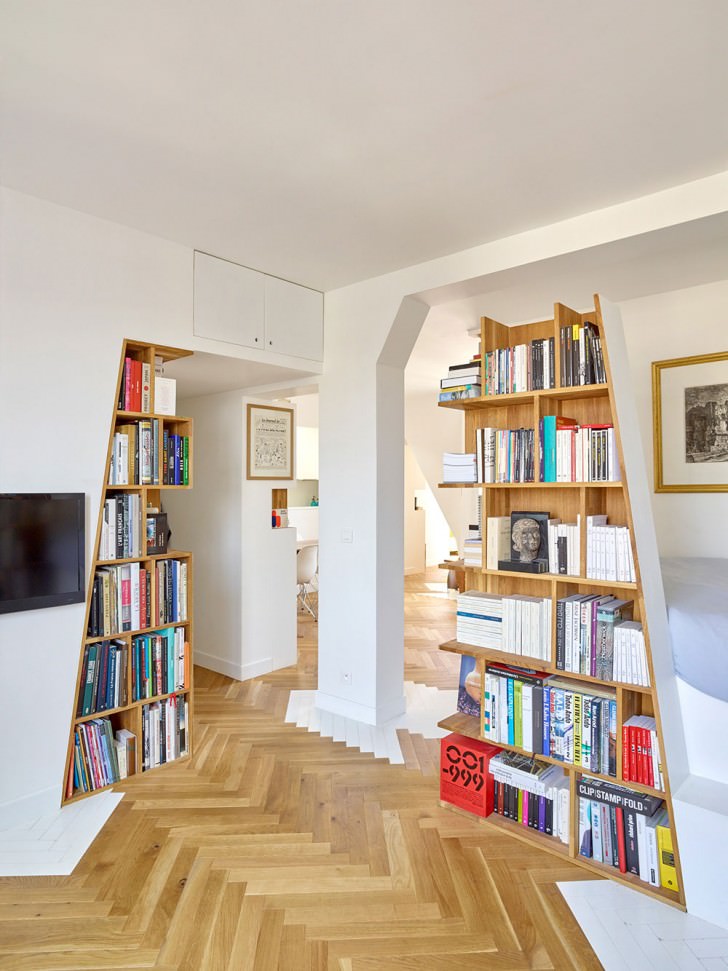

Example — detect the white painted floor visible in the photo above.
[0,789,123,876]
[285,679,458,762]
[558,879,728,970]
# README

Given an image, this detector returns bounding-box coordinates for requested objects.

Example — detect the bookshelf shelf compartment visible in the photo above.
[62,339,195,806]
[437,299,685,909]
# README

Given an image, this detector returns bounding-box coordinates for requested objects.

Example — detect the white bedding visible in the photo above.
[660,557,728,703]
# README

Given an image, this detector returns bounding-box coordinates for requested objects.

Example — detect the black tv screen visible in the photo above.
[0,494,85,614]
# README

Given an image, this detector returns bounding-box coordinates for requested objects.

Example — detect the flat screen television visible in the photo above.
[0,493,85,614]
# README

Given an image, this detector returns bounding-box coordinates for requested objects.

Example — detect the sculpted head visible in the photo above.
[512,517,541,562]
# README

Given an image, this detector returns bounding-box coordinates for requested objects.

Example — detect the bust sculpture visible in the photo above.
[511,516,542,563]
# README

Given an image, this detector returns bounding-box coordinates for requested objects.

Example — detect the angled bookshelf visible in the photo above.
[437,297,686,908]
[62,339,194,804]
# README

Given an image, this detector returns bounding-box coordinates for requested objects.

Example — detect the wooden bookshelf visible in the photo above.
[61,339,194,805]
[437,298,686,909]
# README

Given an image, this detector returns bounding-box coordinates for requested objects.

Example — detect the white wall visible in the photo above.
[0,188,304,818]
[161,392,297,682]
[0,188,194,817]
[404,445,426,574]
[620,279,728,556]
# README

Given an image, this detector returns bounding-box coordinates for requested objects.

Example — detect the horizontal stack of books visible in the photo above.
[461,522,482,568]
[442,452,477,483]
[439,358,481,401]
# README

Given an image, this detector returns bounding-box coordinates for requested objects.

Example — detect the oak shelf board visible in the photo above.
[123,339,193,363]
[96,548,193,567]
[440,639,548,669]
[438,712,481,740]
[439,481,623,490]
[441,640,651,694]
[438,383,610,411]
[116,410,193,422]
[464,566,638,590]
[85,619,191,645]
[74,688,191,726]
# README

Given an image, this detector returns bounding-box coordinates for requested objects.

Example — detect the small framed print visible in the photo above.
[653,352,728,492]
[246,404,294,480]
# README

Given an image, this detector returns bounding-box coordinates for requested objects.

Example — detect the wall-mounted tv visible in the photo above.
[0,493,85,615]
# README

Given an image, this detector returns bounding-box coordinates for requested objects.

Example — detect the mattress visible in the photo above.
[660,557,728,702]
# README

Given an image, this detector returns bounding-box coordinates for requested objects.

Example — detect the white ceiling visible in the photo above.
[2,1,727,292]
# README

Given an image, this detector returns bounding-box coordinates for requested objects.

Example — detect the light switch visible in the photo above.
[341,528,353,543]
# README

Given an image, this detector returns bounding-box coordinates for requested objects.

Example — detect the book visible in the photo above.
[486,516,511,569]
[654,808,678,891]
[576,776,663,816]
[154,376,177,416]
[456,654,481,720]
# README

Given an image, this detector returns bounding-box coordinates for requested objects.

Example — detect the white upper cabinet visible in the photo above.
[193,252,323,363]
[193,251,265,348]
[264,276,323,362]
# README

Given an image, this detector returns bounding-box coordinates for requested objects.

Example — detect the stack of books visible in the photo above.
[442,452,477,483]
[456,591,503,649]
[439,358,481,402]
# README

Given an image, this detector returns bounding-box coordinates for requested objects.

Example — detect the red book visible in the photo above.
[643,726,654,788]
[615,805,627,872]
[629,726,638,782]
[635,727,645,785]
[123,357,132,411]
[622,723,631,781]
[133,359,143,413]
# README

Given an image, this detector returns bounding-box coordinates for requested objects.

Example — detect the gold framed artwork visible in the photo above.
[653,351,728,492]
[246,404,294,480]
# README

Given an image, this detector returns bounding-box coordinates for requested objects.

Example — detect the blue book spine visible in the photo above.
[543,415,556,482]
[543,686,551,756]
[507,678,515,746]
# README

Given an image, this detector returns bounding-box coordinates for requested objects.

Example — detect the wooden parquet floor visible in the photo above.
[0,571,603,970]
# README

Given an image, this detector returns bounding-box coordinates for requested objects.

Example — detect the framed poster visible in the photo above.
[246,404,294,480]
[653,351,728,492]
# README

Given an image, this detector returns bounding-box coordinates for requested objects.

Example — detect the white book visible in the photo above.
[154,376,177,416]
[636,812,649,882]
[591,799,603,862]
[521,684,533,752]
[644,814,661,887]
[115,738,128,780]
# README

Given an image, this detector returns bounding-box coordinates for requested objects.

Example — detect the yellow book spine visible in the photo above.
[657,822,679,892]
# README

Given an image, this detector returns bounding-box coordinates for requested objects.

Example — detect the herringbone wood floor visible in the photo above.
[0,571,603,970]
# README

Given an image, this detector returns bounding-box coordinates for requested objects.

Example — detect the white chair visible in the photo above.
[297,544,318,620]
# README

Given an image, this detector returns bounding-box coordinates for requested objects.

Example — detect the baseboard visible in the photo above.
[314,690,406,726]
[0,784,61,829]
[195,650,273,682]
